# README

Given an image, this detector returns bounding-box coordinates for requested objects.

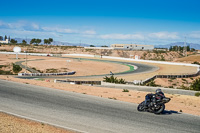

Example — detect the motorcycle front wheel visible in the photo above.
[154,103,165,114]
[137,101,145,112]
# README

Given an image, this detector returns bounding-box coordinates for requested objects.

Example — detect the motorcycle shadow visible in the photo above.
[161,110,181,115]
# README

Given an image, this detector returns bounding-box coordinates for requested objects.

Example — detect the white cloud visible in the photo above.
[99,34,144,40]
[188,31,200,39]
[42,27,78,34]
[31,23,40,30]
[82,30,96,35]
[0,20,41,31]
[148,32,179,40]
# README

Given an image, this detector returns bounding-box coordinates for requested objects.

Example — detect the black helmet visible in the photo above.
[156,89,164,96]
[156,89,162,93]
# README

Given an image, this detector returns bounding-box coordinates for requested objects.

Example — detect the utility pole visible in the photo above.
[25,51,27,73]
[184,37,187,57]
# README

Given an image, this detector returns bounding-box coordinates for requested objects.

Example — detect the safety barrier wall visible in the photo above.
[141,71,200,84]
[55,79,101,85]
[64,54,199,68]
[18,71,76,76]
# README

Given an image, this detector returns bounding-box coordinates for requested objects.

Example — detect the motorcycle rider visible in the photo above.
[144,89,165,108]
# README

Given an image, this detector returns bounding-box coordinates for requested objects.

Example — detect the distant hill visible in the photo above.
[13,38,90,47]
[155,42,200,50]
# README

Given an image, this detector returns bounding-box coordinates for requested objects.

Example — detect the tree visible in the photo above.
[44,38,53,45]
[10,39,17,44]
[30,38,41,45]
[90,45,95,47]
[0,36,3,41]
[22,40,27,44]
[12,63,22,73]
[30,38,36,44]
[187,46,190,51]
[169,46,172,51]
[8,36,10,41]
[36,39,41,44]
[44,39,49,44]
[4,35,7,40]
[49,38,53,44]
[191,48,195,52]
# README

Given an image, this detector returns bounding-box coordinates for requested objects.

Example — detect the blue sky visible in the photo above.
[0,0,200,46]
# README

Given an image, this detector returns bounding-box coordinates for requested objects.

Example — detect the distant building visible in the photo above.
[111,44,154,50]
[0,39,9,44]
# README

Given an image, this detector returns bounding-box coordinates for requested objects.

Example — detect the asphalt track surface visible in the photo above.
[0,79,200,133]
[16,57,159,79]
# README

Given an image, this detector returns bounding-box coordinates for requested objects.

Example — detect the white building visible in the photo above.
[111,44,154,50]
[0,39,9,44]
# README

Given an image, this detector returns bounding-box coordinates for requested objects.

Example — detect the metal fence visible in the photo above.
[141,71,200,84]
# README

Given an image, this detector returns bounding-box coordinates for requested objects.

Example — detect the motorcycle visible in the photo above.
[137,94,171,114]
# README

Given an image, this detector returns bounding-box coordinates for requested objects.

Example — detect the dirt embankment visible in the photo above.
[1,44,195,61]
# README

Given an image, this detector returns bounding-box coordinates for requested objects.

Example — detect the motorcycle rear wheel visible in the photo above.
[137,101,145,112]
[154,104,165,114]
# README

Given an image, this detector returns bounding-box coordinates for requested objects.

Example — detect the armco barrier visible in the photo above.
[18,71,76,76]
[55,79,101,85]
[141,71,200,84]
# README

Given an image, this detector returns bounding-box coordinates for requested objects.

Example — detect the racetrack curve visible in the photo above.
[16,57,159,79]
[0,79,200,133]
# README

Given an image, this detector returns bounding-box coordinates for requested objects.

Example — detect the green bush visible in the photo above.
[195,92,200,97]
[145,80,160,87]
[0,65,6,68]
[46,68,58,73]
[12,64,22,73]
[182,78,187,82]
[122,89,129,92]
[0,70,13,75]
[103,75,126,84]
[190,78,200,91]
[192,61,200,65]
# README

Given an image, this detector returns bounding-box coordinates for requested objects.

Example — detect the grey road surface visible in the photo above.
[0,79,200,133]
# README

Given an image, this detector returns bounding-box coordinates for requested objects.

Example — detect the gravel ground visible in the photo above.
[0,112,75,133]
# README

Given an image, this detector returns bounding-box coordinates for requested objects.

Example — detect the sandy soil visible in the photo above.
[25,58,129,76]
[175,54,200,63]
[155,76,200,88]
[0,112,74,133]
